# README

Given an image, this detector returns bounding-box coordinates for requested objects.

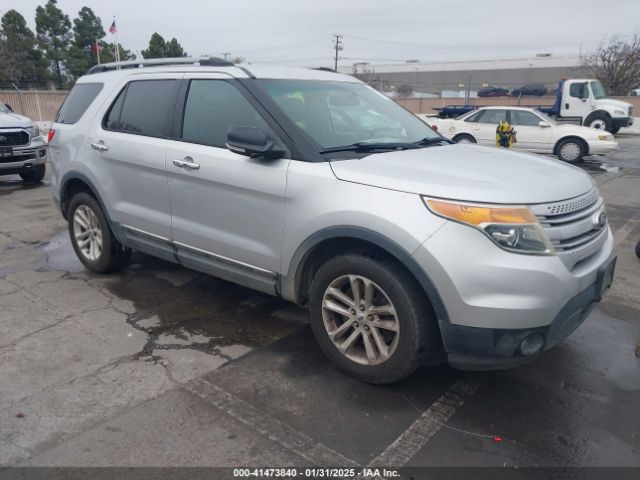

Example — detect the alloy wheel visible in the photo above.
[73,205,103,261]
[321,275,400,366]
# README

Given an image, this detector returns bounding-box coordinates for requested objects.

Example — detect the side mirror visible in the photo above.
[538,121,551,128]
[226,126,286,159]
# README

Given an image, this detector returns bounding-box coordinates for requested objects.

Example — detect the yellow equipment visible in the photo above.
[496,120,517,148]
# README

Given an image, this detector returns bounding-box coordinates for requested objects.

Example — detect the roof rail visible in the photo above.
[87,57,234,74]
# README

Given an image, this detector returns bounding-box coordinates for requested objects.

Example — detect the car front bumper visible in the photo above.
[413,220,615,370]
[587,140,619,155]
[612,117,633,129]
[0,138,47,175]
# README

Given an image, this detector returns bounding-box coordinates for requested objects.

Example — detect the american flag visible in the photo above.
[108,20,117,34]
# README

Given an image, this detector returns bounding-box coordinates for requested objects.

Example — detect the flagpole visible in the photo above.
[96,39,101,65]
[113,16,120,68]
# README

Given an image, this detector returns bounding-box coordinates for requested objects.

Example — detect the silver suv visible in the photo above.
[49,58,616,383]
[0,102,47,182]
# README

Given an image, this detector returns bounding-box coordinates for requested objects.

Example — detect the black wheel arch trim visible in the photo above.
[59,171,113,223]
[583,110,612,126]
[283,226,450,323]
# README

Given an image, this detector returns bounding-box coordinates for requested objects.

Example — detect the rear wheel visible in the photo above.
[68,192,131,273]
[452,133,476,144]
[309,253,436,384]
[556,138,585,163]
[19,164,45,183]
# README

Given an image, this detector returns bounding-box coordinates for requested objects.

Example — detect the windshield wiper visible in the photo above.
[412,137,454,146]
[319,142,421,154]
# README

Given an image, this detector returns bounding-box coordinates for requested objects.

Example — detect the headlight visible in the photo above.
[26,126,40,138]
[598,134,614,141]
[614,110,625,116]
[424,198,554,255]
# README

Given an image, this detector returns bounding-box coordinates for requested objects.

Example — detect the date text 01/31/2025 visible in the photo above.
[232,468,400,478]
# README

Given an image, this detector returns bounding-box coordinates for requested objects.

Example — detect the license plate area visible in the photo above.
[0,147,13,156]
[595,257,616,301]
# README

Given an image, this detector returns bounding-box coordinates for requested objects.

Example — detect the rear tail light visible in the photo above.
[47,129,56,143]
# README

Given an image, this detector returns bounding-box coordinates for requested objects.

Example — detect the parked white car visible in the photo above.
[421,106,618,163]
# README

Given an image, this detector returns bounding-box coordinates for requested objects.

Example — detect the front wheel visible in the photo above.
[452,133,477,144]
[20,164,45,183]
[308,254,436,384]
[68,192,131,273]
[586,113,612,132]
[556,138,585,163]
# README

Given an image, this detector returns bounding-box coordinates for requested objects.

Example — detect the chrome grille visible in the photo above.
[0,129,30,147]
[531,190,608,269]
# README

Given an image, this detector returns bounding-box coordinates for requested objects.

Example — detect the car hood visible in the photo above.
[329,144,594,204]
[0,112,33,128]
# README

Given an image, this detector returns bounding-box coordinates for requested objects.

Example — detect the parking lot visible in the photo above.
[1,138,639,473]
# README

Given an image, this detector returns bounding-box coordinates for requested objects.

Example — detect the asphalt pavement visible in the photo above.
[1,139,639,478]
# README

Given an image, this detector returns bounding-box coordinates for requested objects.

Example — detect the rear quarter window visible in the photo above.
[103,80,177,138]
[56,83,103,124]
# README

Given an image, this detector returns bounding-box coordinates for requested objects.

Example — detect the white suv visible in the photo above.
[49,58,616,383]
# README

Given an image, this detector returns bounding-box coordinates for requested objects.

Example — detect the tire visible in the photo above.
[586,112,612,132]
[452,133,477,144]
[556,138,585,163]
[68,192,131,273]
[19,164,45,183]
[635,240,640,259]
[308,253,436,384]
[609,126,621,135]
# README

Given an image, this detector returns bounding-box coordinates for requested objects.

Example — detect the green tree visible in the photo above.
[165,38,187,57]
[141,33,188,58]
[141,32,166,59]
[35,0,72,87]
[98,41,136,63]
[0,10,50,87]
[67,7,105,78]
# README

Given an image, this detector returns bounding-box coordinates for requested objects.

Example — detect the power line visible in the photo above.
[233,36,328,54]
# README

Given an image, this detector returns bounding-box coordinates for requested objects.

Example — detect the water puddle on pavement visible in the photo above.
[580,158,623,174]
[101,253,307,359]
[36,230,307,361]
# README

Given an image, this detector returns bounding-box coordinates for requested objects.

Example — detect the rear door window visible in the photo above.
[105,80,177,137]
[510,110,542,126]
[56,83,103,124]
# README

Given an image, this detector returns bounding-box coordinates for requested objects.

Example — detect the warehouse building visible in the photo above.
[342,54,588,96]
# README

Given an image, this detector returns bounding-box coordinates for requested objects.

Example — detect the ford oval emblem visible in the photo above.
[0,136,6,142]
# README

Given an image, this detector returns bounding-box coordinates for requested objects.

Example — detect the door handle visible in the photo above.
[173,158,200,170]
[90,142,108,152]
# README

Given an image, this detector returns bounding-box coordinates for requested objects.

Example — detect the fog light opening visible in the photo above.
[519,333,545,356]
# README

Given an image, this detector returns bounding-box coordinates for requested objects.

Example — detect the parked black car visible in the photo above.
[478,86,510,97]
[511,83,548,97]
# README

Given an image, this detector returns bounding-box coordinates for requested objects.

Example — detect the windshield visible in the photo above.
[258,80,440,150]
[591,80,607,99]
[535,110,557,124]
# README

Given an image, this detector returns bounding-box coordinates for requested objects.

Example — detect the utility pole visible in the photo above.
[333,34,343,71]
[221,52,231,60]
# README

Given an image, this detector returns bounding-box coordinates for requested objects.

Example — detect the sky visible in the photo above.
[3,0,639,68]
